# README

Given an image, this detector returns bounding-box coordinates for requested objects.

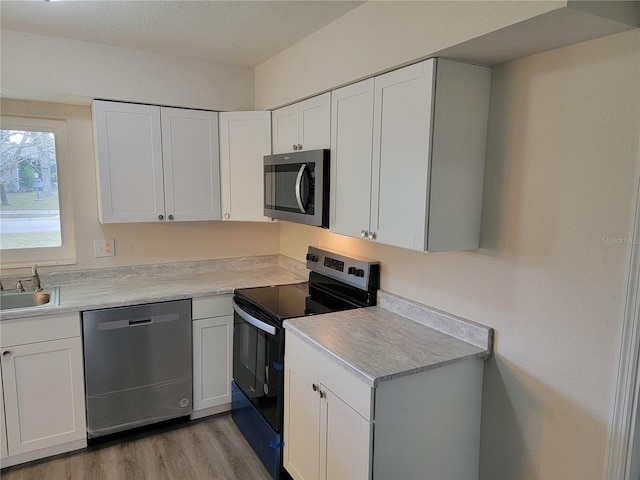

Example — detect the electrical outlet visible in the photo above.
[94,239,115,258]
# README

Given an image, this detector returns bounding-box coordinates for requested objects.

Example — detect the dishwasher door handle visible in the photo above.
[129,318,152,326]
[98,313,180,330]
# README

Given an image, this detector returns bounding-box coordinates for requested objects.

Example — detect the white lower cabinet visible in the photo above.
[0,367,7,460]
[321,386,372,480]
[0,313,86,468]
[284,333,373,480]
[284,359,322,479]
[191,295,233,419]
[284,331,484,480]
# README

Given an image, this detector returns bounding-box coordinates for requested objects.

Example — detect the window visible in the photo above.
[0,116,75,268]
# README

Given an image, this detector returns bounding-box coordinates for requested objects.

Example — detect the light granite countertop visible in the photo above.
[0,255,306,321]
[284,291,493,387]
[2,255,494,389]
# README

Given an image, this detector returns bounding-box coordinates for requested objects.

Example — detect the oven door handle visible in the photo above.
[232,299,277,335]
[295,164,307,214]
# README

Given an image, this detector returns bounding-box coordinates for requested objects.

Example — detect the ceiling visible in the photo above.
[0,0,364,68]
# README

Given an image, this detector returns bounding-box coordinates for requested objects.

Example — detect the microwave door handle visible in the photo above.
[295,164,307,213]
[232,299,277,335]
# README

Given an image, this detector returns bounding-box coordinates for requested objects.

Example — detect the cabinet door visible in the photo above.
[284,360,322,480]
[161,108,221,221]
[192,315,232,411]
[93,101,165,223]
[321,386,372,480]
[371,60,435,250]
[219,111,272,222]
[0,367,7,459]
[272,93,331,154]
[2,337,86,456]
[330,79,374,239]
[272,104,299,154]
[298,92,331,152]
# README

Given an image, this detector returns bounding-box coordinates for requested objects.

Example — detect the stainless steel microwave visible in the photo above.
[264,149,329,227]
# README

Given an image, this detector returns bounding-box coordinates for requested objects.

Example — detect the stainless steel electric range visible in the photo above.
[231,246,380,480]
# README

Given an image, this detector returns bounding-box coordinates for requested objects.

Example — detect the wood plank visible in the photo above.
[0,414,271,480]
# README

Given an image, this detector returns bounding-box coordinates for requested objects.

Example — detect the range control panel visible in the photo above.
[305,246,380,291]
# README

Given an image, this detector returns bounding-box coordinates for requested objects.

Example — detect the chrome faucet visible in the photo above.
[14,265,42,293]
[32,264,42,291]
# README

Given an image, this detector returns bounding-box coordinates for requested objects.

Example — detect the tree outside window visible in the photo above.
[1,128,62,250]
[0,114,75,268]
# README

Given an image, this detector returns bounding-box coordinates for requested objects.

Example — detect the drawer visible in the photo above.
[285,331,373,421]
[192,295,233,320]
[1,312,81,347]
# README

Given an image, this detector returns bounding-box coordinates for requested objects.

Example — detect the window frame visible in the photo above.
[0,115,76,268]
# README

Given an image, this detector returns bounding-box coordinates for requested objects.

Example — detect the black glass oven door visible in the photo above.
[232,299,284,432]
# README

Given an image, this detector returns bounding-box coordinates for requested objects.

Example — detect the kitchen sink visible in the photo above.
[0,287,60,312]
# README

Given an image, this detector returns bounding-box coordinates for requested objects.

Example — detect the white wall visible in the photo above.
[254,0,565,109]
[258,10,640,480]
[1,30,255,111]
[0,99,281,273]
[0,30,275,275]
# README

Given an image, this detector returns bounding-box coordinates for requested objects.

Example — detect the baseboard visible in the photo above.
[190,402,231,420]
[0,438,87,469]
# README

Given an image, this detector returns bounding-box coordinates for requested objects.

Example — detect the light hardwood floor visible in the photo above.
[1,414,272,480]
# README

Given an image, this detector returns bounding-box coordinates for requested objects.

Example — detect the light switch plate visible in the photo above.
[94,239,115,257]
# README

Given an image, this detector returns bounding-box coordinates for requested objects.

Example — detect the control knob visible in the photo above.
[306,253,319,262]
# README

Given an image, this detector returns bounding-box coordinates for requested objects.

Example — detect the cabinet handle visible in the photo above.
[367,231,376,240]
[293,144,298,151]
[312,383,318,392]
[319,390,325,399]
[158,214,164,221]
[224,213,230,220]
[298,144,303,150]
[168,215,174,221]
[2,351,11,358]
[361,230,368,238]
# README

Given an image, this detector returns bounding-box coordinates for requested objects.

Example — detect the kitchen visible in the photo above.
[1,1,639,479]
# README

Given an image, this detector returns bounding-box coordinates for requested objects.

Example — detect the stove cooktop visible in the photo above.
[233,281,360,323]
[234,247,380,325]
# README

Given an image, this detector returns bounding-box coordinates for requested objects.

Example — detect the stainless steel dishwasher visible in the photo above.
[82,299,192,438]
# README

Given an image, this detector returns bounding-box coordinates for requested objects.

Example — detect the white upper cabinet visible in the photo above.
[161,107,221,222]
[93,100,221,223]
[272,93,330,154]
[371,61,434,251]
[330,58,491,252]
[219,111,272,222]
[93,101,164,223]
[330,79,375,239]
